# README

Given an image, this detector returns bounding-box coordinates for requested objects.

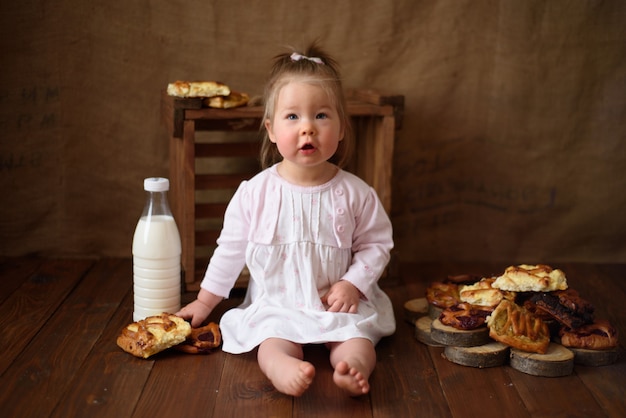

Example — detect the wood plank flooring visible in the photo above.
[1,257,624,417]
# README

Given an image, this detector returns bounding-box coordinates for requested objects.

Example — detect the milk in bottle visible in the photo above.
[132,177,182,321]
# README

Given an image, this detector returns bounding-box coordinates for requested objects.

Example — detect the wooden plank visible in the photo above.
[132,293,247,417]
[0,258,94,375]
[134,352,225,417]
[0,256,42,303]
[195,202,228,218]
[181,120,197,286]
[557,263,626,418]
[370,285,453,418]
[195,173,256,189]
[50,282,154,418]
[431,347,530,418]
[505,367,606,417]
[195,118,261,132]
[294,344,373,418]
[212,349,293,417]
[0,258,129,417]
[195,229,221,246]
[574,360,626,418]
[3,258,622,417]
[186,106,264,120]
[184,99,394,121]
[195,142,259,158]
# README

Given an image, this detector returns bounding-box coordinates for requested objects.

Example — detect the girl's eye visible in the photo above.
[316,113,328,119]
[287,114,298,120]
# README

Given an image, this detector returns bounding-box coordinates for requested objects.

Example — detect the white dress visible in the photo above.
[201,165,396,354]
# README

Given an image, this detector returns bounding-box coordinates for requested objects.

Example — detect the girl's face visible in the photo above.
[265,81,344,173]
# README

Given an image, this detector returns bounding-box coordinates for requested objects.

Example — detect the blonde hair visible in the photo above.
[260,42,353,169]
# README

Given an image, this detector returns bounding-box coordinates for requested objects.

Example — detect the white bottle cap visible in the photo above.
[144,177,170,192]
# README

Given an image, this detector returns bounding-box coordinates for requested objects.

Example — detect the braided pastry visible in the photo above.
[117,313,191,358]
[439,303,491,330]
[486,299,550,354]
[175,322,221,354]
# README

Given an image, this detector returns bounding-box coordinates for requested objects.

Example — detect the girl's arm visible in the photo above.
[341,187,394,299]
[177,180,252,326]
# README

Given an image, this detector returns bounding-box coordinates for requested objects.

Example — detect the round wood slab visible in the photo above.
[444,342,510,368]
[430,318,491,347]
[569,347,620,367]
[414,316,445,347]
[510,343,574,377]
[428,304,443,320]
[403,298,429,324]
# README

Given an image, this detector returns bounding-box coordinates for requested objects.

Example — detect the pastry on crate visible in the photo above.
[167,80,230,98]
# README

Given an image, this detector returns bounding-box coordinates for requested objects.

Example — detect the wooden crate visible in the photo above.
[161,89,404,291]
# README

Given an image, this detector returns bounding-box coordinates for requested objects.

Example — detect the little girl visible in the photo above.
[176,43,396,397]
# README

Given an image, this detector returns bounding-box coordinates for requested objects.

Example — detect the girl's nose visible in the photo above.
[300,125,315,136]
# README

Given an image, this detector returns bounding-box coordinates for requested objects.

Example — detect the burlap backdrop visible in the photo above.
[1,1,625,265]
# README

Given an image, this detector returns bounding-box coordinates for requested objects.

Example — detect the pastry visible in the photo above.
[426,282,460,309]
[203,91,250,109]
[492,264,568,292]
[459,277,516,308]
[530,289,594,329]
[117,313,191,358]
[175,322,222,354]
[439,303,492,330]
[486,299,550,354]
[559,319,619,350]
[167,80,230,98]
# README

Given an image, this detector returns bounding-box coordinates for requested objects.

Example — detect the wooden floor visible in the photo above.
[1,257,625,418]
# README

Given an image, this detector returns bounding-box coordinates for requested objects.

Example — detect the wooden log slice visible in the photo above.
[509,343,574,377]
[414,316,445,347]
[428,304,443,320]
[569,347,620,367]
[430,318,491,347]
[404,298,429,324]
[443,342,510,368]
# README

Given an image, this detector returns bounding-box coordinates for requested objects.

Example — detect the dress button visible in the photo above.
[336,225,345,233]
[337,208,345,215]
[335,189,344,196]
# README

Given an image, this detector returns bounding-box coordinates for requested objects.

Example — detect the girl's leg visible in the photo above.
[257,338,315,397]
[328,338,376,396]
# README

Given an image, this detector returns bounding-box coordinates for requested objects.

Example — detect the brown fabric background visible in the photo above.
[1,1,625,264]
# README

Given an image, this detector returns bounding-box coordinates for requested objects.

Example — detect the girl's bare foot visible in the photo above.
[333,360,370,396]
[258,338,316,397]
[268,358,316,397]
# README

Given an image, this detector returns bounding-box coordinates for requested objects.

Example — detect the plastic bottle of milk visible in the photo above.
[132,177,182,321]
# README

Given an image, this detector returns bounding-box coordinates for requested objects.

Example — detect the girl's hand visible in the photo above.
[176,289,223,327]
[321,280,361,313]
[175,299,213,328]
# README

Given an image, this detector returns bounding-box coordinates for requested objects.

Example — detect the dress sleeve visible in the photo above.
[340,187,394,299]
[200,181,250,298]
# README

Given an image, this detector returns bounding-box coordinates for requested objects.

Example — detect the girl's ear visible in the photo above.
[265,119,276,143]
[339,125,345,142]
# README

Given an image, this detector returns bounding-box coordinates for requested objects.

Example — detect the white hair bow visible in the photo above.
[290,52,324,65]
